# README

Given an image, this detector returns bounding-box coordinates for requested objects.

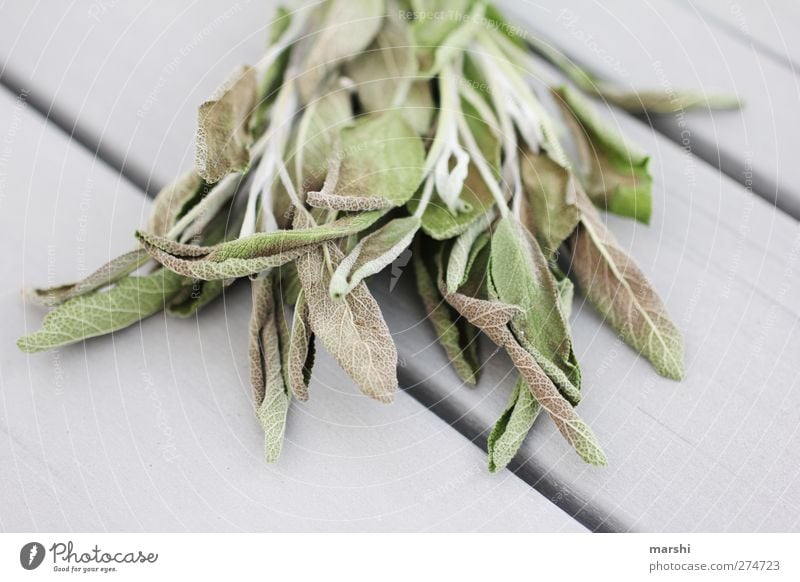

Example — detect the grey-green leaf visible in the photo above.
[195,65,258,183]
[554,85,652,224]
[286,289,315,401]
[489,216,582,400]
[330,216,420,298]
[136,210,386,280]
[149,170,205,236]
[307,112,425,211]
[295,215,398,402]
[28,248,151,307]
[413,241,479,385]
[249,274,291,463]
[18,269,185,353]
[442,287,606,466]
[519,150,580,257]
[345,14,434,134]
[296,0,386,103]
[570,190,684,380]
[488,377,541,473]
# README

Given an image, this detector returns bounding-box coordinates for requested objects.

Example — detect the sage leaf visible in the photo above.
[249,274,291,462]
[410,99,500,239]
[570,191,684,380]
[18,269,185,353]
[413,240,479,385]
[296,0,386,103]
[489,216,582,402]
[293,84,354,193]
[28,248,150,307]
[307,112,425,211]
[136,210,386,280]
[445,211,493,294]
[195,65,258,183]
[149,170,206,236]
[520,150,580,257]
[166,279,225,318]
[442,288,606,466]
[552,265,575,320]
[295,214,398,402]
[410,0,472,47]
[600,87,742,115]
[345,15,434,134]
[487,378,541,473]
[330,216,420,298]
[250,6,294,136]
[554,85,652,224]
[286,289,315,401]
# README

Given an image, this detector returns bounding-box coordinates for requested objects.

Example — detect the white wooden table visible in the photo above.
[1,0,798,532]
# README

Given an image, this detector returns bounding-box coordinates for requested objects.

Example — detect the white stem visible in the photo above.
[412,174,436,218]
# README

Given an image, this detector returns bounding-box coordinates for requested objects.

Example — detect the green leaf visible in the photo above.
[195,65,258,183]
[413,240,480,385]
[442,287,606,466]
[409,98,500,239]
[250,6,294,136]
[554,85,652,224]
[295,214,398,402]
[487,378,541,473]
[28,248,151,307]
[330,216,420,298]
[296,0,386,103]
[519,150,581,257]
[552,265,575,320]
[18,269,185,353]
[345,15,434,135]
[166,279,225,318]
[489,217,581,402]
[307,112,425,211]
[445,211,493,294]
[149,170,206,236]
[292,85,354,194]
[601,88,742,114]
[136,210,386,280]
[411,0,473,49]
[286,289,315,401]
[570,190,684,380]
[248,274,291,463]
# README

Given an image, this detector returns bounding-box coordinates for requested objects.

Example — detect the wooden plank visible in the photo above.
[500,0,800,218]
[376,103,800,532]
[678,0,800,71]
[0,0,281,192]
[0,88,585,532]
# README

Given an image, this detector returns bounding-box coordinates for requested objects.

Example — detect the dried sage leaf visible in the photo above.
[295,215,398,402]
[519,150,580,257]
[149,170,206,236]
[414,240,479,385]
[296,0,386,103]
[249,274,291,462]
[487,377,541,473]
[136,210,386,280]
[489,216,582,402]
[442,288,606,466]
[18,269,185,353]
[445,211,493,294]
[307,112,425,211]
[330,216,420,298]
[570,190,684,380]
[195,65,258,183]
[345,15,434,134]
[554,85,652,224]
[28,248,150,307]
[286,289,315,401]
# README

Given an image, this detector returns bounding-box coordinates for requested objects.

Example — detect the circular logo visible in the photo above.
[20,542,45,570]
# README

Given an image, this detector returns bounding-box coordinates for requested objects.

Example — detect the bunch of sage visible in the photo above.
[18,0,736,470]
